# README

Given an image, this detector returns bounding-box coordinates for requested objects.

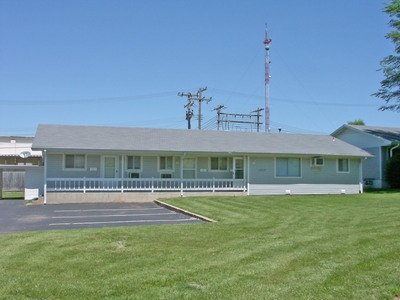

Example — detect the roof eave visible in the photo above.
[332,124,393,145]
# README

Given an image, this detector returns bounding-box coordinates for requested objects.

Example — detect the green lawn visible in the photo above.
[0,193,399,299]
[1,191,24,199]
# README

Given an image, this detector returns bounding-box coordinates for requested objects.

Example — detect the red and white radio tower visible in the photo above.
[264,24,272,132]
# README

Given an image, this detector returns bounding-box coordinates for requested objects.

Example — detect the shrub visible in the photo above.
[385,155,400,188]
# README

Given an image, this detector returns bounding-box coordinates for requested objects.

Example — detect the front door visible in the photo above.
[104,156,118,178]
[233,157,244,179]
[183,158,196,179]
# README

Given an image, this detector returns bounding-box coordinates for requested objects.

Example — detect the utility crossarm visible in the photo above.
[219,112,260,118]
[179,87,212,130]
[219,119,263,125]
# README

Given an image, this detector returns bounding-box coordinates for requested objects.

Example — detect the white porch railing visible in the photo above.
[46,177,247,193]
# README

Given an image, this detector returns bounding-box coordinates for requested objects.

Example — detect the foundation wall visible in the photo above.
[42,191,248,204]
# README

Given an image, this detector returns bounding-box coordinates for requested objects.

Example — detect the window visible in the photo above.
[210,157,228,171]
[159,156,173,171]
[276,158,301,177]
[127,156,141,170]
[337,158,349,172]
[64,154,85,169]
[161,173,172,178]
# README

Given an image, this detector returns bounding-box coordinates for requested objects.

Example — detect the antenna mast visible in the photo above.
[264,24,272,132]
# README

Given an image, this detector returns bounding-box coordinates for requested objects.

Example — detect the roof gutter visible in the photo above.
[390,141,400,158]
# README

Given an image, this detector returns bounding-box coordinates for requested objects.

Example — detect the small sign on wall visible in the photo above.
[25,188,39,200]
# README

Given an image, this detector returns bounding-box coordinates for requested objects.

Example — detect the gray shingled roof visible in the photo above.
[32,124,372,157]
[343,125,400,143]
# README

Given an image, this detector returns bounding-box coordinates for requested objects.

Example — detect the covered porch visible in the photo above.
[47,177,247,193]
[42,177,248,204]
[40,150,248,203]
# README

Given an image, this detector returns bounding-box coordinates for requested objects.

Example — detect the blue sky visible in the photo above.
[0,0,398,136]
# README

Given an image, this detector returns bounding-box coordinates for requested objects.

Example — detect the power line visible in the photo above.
[208,87,379,108]
[0,91,178,106]
[202,116,218,130]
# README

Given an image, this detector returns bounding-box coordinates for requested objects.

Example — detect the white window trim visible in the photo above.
[337,158,350,173]
[274,157,302,178]
[158,156,174,172]
[126,155,142,172]
[209,157,229,172]
[63,154,87,171]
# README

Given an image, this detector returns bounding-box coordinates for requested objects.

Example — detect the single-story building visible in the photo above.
[0,136,42,166]
[0,136,42,200]
[332,124,400,188]
[31,124,372,204]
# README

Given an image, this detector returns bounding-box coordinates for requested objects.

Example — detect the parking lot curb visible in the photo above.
[154,200,217,223]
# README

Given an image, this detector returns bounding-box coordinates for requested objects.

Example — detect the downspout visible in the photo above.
[359,158,363,194]
[247,156,250,195]
[389,141,400,158]
[43,149,47,205]
[0,168,3,200]
[378,147,383,187]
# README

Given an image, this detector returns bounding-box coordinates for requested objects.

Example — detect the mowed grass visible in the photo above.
[0,193,400,299]
[1,191,24,199]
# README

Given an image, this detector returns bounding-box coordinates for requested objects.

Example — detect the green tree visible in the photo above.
[385,155,400,188]
[347,119,365,125]
[373,0,400,112]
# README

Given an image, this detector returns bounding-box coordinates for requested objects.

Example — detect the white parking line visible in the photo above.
[51,212,174,219]
[54,208,163,213]
[49,218,196,226]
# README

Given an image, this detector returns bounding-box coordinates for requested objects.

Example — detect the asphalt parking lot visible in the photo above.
[0,200,203,234]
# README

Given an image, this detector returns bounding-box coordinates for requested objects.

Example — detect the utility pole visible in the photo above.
[178,87,212,130]
[213,105,227,130]
[194,87,212,130]
[185,101,194,129]
[251,108,264,132]
[178,91,195,129]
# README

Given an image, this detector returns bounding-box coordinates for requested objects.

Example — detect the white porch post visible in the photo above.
[180,156,183,196]
[121,155,124,193]
[43,149,47,204]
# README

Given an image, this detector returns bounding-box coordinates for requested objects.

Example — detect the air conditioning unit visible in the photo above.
[311,157,324,166]
[364,178,374,186]
[129,172,140,178]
